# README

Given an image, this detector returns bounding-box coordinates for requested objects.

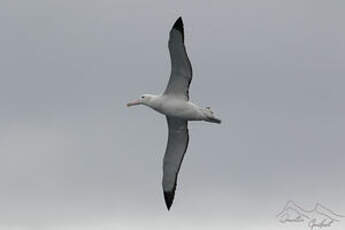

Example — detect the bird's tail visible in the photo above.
[207,117,222,124]
[203,107,221,124]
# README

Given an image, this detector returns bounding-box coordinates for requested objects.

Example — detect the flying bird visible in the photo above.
[127,17,221,210]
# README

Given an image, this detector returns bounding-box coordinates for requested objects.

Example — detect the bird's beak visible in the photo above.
[127,99,141,107]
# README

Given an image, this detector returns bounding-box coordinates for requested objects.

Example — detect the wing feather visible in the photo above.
[162,116,189,210]
[164,17,193,101]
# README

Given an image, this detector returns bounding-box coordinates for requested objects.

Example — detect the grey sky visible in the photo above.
[0,1,345,229]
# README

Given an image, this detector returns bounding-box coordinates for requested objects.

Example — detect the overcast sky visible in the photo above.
[1,1,345,229]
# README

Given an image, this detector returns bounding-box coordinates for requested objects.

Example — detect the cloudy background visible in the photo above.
[1,0,345,229]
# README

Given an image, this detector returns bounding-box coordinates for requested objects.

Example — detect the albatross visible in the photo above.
[127,17,221,210]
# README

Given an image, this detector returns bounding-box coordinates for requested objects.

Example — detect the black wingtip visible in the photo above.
[172,17,184,42]
[164,190,175,210]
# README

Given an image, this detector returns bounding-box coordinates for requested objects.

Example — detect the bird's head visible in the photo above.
[127,94,153,107]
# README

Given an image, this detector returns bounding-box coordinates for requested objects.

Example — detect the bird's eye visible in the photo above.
[141,96,145,99]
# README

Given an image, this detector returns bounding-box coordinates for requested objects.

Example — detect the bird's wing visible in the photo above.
[164,17,193,101]
[162,116,189,210]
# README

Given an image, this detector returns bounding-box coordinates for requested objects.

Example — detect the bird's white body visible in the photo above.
[138,94,220,123]
[147,95,204,120]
